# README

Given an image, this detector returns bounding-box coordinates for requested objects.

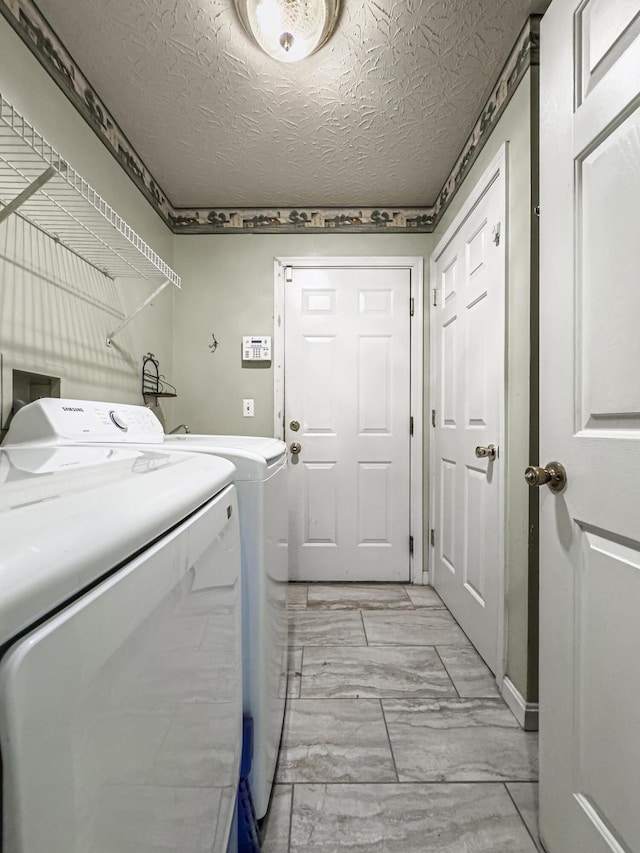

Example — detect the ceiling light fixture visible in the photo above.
[234,0,340,63]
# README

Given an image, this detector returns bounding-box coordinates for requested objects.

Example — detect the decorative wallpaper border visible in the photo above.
[168,207,436,234]
[0,1,539,234]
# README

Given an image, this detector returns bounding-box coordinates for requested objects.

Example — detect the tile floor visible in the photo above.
[261,583,542,853]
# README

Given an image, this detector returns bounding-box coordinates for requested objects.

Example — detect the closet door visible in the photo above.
[430,151,506,675]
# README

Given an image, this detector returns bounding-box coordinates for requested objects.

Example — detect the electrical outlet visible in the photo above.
[242,398,254,417]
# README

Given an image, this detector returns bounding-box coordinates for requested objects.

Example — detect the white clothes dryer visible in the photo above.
[4,399,288,821]
[0,440,242,853]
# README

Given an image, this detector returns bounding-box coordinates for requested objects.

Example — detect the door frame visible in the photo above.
[429,145,507,682]
[273,256,424,585]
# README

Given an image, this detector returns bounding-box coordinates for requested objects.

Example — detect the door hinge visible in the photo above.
[409,535,414,555]
[534,205,540,218]
[430,528,435,547]
[410,297,415,316]
[492,222,501,246]
[432,288,437,307]
[284,265,293,283]
[410,416,414,436]
[431,409,436,428]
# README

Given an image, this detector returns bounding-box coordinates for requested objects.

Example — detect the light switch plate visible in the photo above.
[243,398,254,417]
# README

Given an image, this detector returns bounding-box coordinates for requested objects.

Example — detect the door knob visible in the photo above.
[524,461,567,492]
[290,442,302,455]
[475,444,497,461]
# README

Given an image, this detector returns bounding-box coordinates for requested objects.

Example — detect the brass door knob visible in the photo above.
[524,461,567,492]
[290,442,302,455]
[475,444,497,461]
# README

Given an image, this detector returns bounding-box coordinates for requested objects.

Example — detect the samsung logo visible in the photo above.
[62,406,85,412]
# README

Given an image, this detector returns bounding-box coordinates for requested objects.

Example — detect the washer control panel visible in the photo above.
[4,398,166,444]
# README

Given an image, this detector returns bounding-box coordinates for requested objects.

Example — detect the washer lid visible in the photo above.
[0,445,236,648]
[165,435,287,479]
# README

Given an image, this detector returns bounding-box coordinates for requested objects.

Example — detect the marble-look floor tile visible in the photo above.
[287,584,308,610]
[289,612,367,647]
[383,698,538,782]
[307,583,413,610]
[436,644,500,697]
[301,646,457,699]
[507,783,543,852]
[261,784,292,853]
[403,584,447,608]
[287,648,303,699]
[362,609,470,646]
[276,699,397,784]
[290,782,538,852]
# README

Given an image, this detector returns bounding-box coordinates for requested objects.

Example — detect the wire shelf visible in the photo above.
[0,93,180,287]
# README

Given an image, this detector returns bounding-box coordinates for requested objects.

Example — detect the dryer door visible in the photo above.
[0,486,241,853]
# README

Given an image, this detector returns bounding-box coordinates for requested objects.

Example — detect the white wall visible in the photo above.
[0,17,176,429]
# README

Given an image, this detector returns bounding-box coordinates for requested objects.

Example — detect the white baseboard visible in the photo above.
[501,676,539,731]
[409,571,430,586]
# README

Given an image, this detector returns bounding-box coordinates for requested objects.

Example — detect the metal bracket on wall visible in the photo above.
[106,279,172,346]
[0,165,56,224]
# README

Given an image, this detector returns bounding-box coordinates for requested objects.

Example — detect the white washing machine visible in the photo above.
[0,439,243,853]
[165,433,288,821]
[4,399,289,821]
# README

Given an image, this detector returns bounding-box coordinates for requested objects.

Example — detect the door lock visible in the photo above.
[475,444,497,461]
[524,461,567,492]
[289,420,300,432]
[290,442,302,455]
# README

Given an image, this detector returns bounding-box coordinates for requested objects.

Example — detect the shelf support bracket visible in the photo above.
[0,166,57,224]
[106,279,172,347]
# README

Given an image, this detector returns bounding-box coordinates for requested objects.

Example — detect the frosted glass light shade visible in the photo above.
[235,0,340,62]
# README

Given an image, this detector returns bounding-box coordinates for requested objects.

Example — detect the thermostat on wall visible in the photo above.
[242,336,272,361]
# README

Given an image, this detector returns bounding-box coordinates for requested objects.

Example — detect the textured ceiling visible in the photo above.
[34,0,549,209]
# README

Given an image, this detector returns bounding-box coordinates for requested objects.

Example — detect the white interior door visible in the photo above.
[539,2,640,852]
[282,263,413,583]
[430,152,505,675]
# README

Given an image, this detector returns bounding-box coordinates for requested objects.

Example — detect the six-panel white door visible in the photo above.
[284,265,412,582]
[430,157,505,674]
[539,2,640,851]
